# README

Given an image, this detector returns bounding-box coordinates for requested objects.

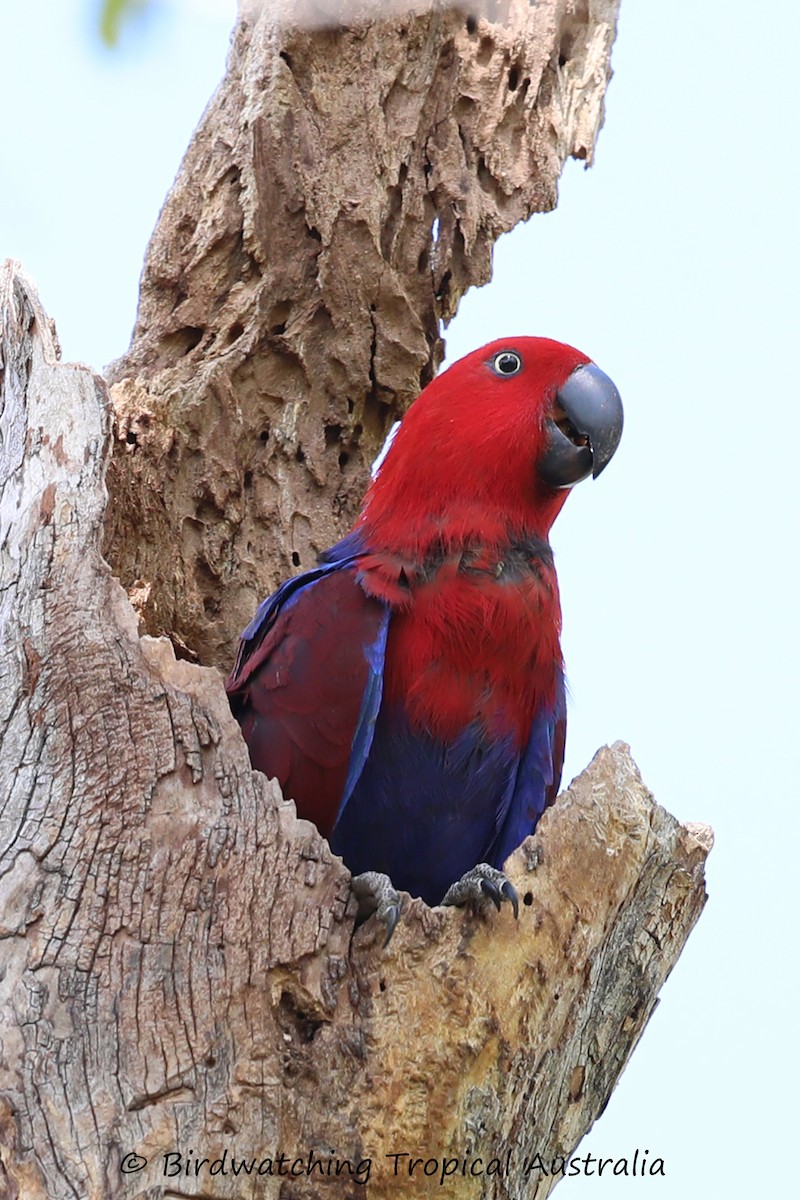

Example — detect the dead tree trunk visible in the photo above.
[1,4,712,1199]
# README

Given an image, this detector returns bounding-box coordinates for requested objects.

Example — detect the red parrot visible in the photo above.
[227,338,623,939]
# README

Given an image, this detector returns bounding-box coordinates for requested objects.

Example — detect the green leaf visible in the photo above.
[99,0,151,48]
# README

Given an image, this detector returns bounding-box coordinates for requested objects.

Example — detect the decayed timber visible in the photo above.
[0,264,711,1199]
[104,0,622,669]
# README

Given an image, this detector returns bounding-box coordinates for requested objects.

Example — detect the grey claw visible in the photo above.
[441,863,519,923]
[480,878,503,911]
[502,879,520,920]
[480,876,519,918]
[351,871,403,946]
[381,902,401,948]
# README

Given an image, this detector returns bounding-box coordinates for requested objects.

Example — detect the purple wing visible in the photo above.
[329,676,566,906]
[226,551,389,837]
[485,671,566,869]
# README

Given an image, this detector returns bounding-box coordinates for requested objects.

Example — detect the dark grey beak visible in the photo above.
[538,362,624,489]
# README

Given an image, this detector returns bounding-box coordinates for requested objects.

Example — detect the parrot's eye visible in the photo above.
[492,351,522,377]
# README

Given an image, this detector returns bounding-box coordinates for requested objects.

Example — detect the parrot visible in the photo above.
[226,337,623,941]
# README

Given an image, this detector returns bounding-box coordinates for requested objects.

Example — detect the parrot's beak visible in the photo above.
[538,363,624,489]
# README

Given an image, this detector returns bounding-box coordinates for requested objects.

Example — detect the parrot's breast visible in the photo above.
[373,536,563,749]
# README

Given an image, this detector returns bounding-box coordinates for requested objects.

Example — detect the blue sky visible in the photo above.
[2,2,797,1194]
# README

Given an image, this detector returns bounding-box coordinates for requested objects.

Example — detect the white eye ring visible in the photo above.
[492,350,522,377]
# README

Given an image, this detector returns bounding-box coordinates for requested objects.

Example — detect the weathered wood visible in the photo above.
[0,263,711,1199]
[103,0,622,669]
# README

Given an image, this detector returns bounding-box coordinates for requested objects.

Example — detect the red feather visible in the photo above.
[380,547,562,748]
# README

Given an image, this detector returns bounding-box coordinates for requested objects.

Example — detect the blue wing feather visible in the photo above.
[330,673,565,907]
[485,671,566,871]
[339,610,390,816]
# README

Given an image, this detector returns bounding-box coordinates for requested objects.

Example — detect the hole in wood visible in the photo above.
[162,325,205,356]
[267,301,291,334]
[435,269,452,301]
[179,326,203,355]
[278,990,322,1043]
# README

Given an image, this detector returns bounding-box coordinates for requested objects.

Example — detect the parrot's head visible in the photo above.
[362,336,623,552]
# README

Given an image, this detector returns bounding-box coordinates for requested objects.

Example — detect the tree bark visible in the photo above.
[1,3,714,1198]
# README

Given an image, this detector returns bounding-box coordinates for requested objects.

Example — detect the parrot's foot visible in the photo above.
[351,871,402,947]
[441,863,520,920]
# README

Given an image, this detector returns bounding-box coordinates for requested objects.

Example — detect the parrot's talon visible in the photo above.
[441,863,519,921]
[502,879,520,920]
[351,871,403,946]
[480,878,503,911]
[381,901,401,948]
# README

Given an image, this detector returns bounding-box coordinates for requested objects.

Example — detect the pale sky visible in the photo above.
[1,2,797,1195]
